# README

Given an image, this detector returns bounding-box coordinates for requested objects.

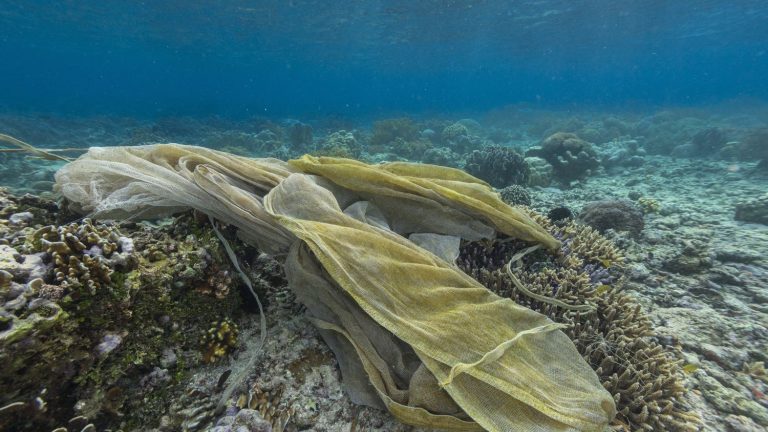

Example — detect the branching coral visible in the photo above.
[458,212,698,432]
[33,219,136,294]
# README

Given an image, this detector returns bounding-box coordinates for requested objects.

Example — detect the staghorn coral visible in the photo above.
[464,145,530,187]
[457,212,698,432]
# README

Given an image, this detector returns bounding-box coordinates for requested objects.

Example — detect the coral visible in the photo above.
[369,118,419,148]
[441,121,483,154]
[421,146,461,167]
[637,197,661,214]
[457,212,698,432]
[0,202,247,431]
[599,139,647,169]
[315,130,362,159]
[391,136,432,159]
[499,184,532,207]
[441,122,469,142]
[464,145,530,188]
[230,384,294,432]
[535,132,600,182]
[33,220,127,295]
[284,120,313,152]
[524,156,554,187]
[734,193,768,225]
[578,200,645,237]
[201,318,239,364]
[691,127,727,156]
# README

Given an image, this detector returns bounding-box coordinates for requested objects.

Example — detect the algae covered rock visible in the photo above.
[578,199,645,237]
[735,193,768,225]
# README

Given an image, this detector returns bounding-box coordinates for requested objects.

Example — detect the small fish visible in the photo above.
[216,369,232,390]
[595,284,611,295]
[600,259,613,268]
[682,364,699,374]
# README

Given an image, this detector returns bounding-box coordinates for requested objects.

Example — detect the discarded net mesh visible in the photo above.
[55,144,616,431]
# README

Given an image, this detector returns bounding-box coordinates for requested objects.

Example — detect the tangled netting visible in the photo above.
[459,212,699,432]
[55,144,621,431]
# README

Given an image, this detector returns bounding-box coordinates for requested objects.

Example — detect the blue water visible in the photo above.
[2,0,767,118]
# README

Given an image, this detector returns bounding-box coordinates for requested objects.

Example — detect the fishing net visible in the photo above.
[55,144,616,431]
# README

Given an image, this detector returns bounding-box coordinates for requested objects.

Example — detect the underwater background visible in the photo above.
[1,1,768,432]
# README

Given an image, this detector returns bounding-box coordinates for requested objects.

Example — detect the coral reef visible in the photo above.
[315,130,362,159]
[578,200,645,237]
[369,118,419,148]
[458,212,698,432]
[534,132,601,182]
[498,184,532,207]
[421,146,461,167]
[439,121,485,154]
[284,120,313,153]
[524,156,554,187]
[0,193,247,431]
[464,145,530,187]
[599,139,647,170]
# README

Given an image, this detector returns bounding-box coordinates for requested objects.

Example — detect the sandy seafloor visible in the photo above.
[0,106,767,432]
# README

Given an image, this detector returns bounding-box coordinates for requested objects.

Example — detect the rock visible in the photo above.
[699,374,768,426]
[735,194,768,225]
[160,348,178,368]
[232,409,272,432]
[0,245,49,281]
[724,414,766,432]
[716,248,762,264]
[9,211,34,225]
[671,143,696,158]
[578,200,645,236]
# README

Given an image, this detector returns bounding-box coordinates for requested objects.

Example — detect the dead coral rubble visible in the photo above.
[458,212,699,432]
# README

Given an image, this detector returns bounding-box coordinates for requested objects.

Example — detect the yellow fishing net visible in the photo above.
[55,144,616,431]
